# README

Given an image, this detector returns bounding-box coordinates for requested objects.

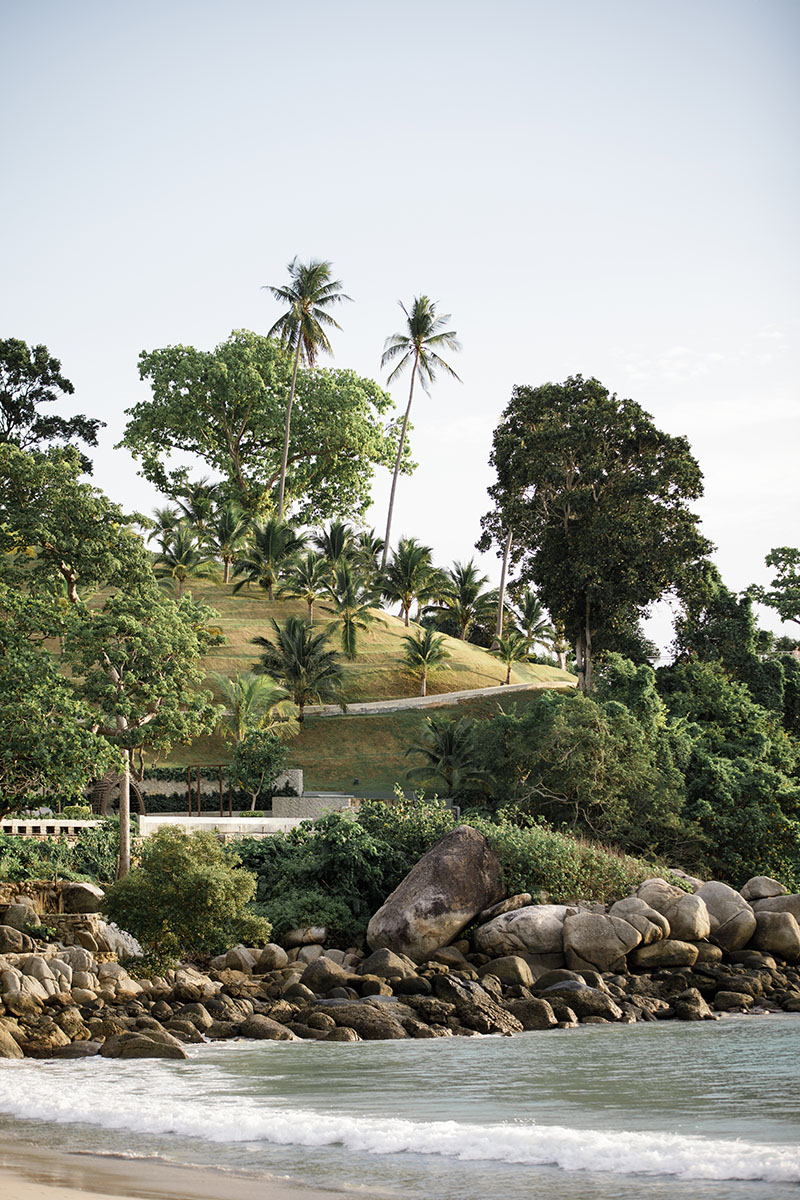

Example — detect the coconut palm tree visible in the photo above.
[325,562,382,660]
[380,296,461,567]
[431,559,498,641]
[144,504,181,546]
[402,627,450,697]
[312,518,355,567]
[232,518,306,601]
[352,528,385,582]
[404,714,490,796]
[174,477,220,535]
[491,629,531,684]
[152,524,216,599]
[204,500,252,583]
[263,258,352,520]
[381,537,439,627]
[212,671,299,744]
[253,617,346,722]
[278,551,332,624]
[511,589,557,655]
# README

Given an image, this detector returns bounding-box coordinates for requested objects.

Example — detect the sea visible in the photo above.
[0,1014,798,1200]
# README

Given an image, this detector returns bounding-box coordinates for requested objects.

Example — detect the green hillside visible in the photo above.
[159,579,576,790]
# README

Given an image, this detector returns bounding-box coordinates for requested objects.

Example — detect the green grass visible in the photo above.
[153,580,576,791]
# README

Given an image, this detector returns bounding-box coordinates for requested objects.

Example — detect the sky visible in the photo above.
[2,0,798,653]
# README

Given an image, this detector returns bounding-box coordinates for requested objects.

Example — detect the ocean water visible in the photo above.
[0,1015,799,1200]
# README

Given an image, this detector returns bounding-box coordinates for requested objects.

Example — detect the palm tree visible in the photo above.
[352,528,385,581]
[212,671,299,744]
[380,296,461,567]
[325,562,382,660]
[278,551,332,624]
[144,504,181,546]
[381,537,438,626]
[253,617,346,722]
[402,627,450,697]
[312,518,355,566]
[232,518,306,601]
[263,258,352,519]
[404,714,490,796]
[511,589,556,655]
[152,524,216,599]
[492,629,531,684]
[431,559,498,641]
[174,477,220,535]
[204,500,252,583]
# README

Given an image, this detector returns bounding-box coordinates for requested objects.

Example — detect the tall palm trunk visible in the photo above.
[381,352,418,569]
[117,728,131,877]
[278,339,303,520]
[494,528,513,647]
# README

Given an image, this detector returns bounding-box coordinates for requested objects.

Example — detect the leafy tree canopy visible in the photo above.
[479,375,711,690]
[121,330,407,522]
[753,547,800,629]
[0,338,104,471]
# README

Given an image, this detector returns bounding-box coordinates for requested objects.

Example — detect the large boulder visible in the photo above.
[3,900,39,931]
[61,882,105,914]
[563,912,642,973]
[740,876,788,902]
[751,894,800,923]
[432,974,523,1035]
[631,939,699,969]
[749,911,800,962]
[608,897,669,944]
[695,881,756,951]
[636,879,711,941]
[366,826,504,962]
[473,904,574,958]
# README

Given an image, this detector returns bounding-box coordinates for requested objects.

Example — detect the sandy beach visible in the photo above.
[0,1134,390,1200]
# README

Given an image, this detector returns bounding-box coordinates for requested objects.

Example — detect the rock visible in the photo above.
[285,926,327,947]
[429,946,470,969]
[101,1032,187,1060]
[253,944,289,972]
[473,905,573,958]
[301,957,358,995]
[297,944,324,964]
[224,945,256,973]
[539,982,623,1022]
[477,956,534,988]
[667,869,705,892]
[57,947,95,972]
[51,1041,103,1058]
[0,925,29,954]
[61,882,105,913]
[3,902,39,931]
[713,990,754,1012]
[695,882,757,951]
[631,939,699,969]
[366,826,504,962]
[608,898,669,944]
[358,948,419,980]
[672,988,715,1021]
[325,1026,361,1042]
[240,1014,298,1041]
[563,913,642,973]
[749,911,800,962]
[432,974,523,1035]
[751,895,800,923]
[172,1003,214,1030]
[323,1002,408,1040]
[504,997,558,1030]
[740,876,789,902]
[693,943,724,963]
[636,880,711,941]
[0,1024,23,1058]
[478,894,533,924]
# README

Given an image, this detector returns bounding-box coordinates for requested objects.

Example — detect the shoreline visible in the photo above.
[0,1133,393,1200]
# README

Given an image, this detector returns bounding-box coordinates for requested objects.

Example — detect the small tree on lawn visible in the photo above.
[402,627,451,697]
[227,730,290,810]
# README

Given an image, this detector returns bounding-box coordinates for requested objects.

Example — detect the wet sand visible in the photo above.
[0,1134,390,1200]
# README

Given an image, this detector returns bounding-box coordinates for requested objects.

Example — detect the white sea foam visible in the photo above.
[0,1060,797,1183]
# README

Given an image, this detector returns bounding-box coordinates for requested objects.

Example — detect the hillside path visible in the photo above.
[305,677,575,718]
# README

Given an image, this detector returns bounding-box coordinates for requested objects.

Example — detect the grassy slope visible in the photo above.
[159,580,576,791]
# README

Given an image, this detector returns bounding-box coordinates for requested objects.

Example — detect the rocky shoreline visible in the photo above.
[1,827,799,1058]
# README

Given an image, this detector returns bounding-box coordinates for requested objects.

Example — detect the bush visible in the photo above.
[0,820,120,883]
[103,826,270,961]
[61,804,92,820]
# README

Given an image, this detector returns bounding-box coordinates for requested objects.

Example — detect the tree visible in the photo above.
[430,559,497,641]
[102,826,270,961]
[227,730,290,810]
[754,547,800,628]
[491,629,530,684]
[479,376,710,691]
[152,523,216,598]
[511,589,556,654]
[402,627,451,697]
[0,585,119,818]
[212,671,298,744]
[124,330,401,521]
[203,499,252,584]
[325,562,382,660]
[380,296,461,566]
[312,518,356,566]
[381,537,440,626]
[253,617,346,722]
[404,714,489,795]
[278,551,332,624]
[0,337,104,470]
[263,259,352,519]
[232,517,306,601]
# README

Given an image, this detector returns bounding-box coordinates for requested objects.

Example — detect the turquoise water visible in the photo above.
[1,1015,799,1199]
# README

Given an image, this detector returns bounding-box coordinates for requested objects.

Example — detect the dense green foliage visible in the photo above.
[0,820,121,883]
[103,825,270,959]
[227,730,290,808]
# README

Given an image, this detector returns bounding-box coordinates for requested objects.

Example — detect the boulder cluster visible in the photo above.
[1,828,799,1057]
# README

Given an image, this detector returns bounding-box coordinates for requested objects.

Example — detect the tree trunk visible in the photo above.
[505,662,512,685]
[278,339,303,520]
[381,354,418,569]
[421,669,427,697]
[223,557,231,584]
[118,749,131,878]
[494,528,513,648]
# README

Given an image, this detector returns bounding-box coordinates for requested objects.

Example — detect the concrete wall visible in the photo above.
[272,793,354,818]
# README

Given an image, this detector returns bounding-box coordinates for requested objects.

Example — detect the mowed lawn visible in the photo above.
[155,580,576,791]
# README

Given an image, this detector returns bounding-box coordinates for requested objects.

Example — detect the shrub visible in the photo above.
[103,825,270,961]
[61,804,93,820]
[0,820,120,883]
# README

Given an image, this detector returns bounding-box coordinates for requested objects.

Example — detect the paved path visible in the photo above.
[305,677,575,718]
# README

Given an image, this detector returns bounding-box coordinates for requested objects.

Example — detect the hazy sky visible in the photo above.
[2,0,798,650]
